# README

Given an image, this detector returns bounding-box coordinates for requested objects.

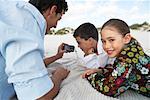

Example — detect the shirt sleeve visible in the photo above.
[0,25,54,100]
[82,54,100,68]
[87,60,132,97]
[98,52,109,67]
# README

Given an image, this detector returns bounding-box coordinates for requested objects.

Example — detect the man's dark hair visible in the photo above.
[29,0,68,14]
[73,23,99,42]
[101,18,130,36]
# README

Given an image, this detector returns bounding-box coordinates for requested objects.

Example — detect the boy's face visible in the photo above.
[101,27,128,58]
[75,36,94,55]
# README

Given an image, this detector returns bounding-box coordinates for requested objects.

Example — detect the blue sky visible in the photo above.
[24,0,149,30]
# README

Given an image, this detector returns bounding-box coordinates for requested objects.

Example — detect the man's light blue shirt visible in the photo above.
[0,1,54,100]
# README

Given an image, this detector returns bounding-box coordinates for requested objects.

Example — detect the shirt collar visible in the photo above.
[18,2,47,37]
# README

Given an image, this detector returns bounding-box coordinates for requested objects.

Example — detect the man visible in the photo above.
[0,0,69,100]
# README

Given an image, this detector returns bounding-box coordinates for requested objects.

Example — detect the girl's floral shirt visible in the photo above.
[87,38,150,97]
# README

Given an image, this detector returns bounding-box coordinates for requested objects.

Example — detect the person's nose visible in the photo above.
[105,41,111,49]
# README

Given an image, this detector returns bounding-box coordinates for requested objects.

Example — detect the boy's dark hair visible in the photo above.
[73,23,99,41]
[101,18,130,36]
[29,0,68,14]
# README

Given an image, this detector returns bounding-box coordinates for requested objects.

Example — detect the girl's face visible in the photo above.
[101,27,130,58]
[75,36,95,55]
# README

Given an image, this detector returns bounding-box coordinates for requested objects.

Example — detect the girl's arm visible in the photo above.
[87,60,132,97]
[82,64,114,78]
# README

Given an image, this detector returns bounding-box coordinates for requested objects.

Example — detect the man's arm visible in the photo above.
[44,54,62,67]
[37,67,70,100]
[44,43,65,67]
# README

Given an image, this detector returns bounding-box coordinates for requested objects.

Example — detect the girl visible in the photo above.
[82,19,150,97]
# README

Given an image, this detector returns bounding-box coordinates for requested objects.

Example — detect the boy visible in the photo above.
[73,22,108,68]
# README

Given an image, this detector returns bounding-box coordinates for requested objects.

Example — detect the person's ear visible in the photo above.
[89,37,97,48]
[88,37,95,44]
[88,37,93,42]
[123,33,131,44]
[43,5,57,20]
[49,5,57,15]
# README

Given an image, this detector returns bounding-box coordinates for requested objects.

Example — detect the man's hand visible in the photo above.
[52,67,70,81]
[56,43,65,59]
[37,67,70,100]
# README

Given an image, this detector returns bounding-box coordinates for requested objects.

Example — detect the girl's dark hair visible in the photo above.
[29,0,68,14]
[73,23,99,42]
[101,18,130,36]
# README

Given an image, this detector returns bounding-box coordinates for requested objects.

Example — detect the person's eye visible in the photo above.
[109,39,115,42]
[101,40,106,44]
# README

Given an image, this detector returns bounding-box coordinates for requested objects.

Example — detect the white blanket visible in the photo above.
[47,59,149,100]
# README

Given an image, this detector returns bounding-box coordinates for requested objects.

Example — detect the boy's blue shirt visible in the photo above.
[0,1,53,100]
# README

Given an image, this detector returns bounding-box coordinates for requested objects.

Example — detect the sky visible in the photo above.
[24,0,150,30]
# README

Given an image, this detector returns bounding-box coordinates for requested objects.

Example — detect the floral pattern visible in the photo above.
[86,38,150,97]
